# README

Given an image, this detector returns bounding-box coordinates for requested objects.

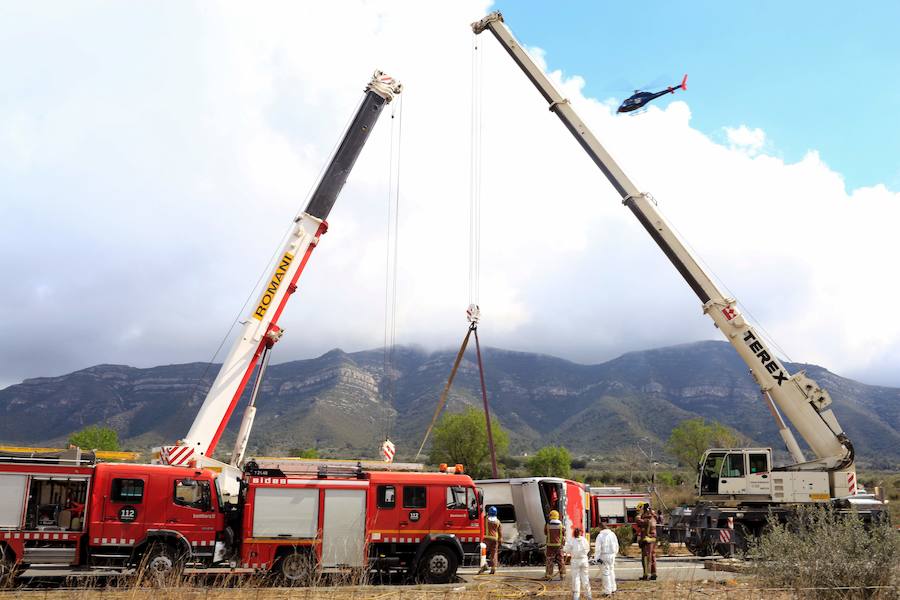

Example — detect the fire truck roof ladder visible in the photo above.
[0,446,96,466]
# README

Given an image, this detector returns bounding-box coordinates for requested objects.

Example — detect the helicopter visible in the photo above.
[617,74,687,113]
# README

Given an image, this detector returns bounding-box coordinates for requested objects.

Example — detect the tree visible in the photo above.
[527,446,572,478]
[429,406,509,479]
[666,418,738,473]
[68,425,120,451]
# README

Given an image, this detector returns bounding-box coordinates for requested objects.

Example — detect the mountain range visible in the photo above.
[1,340,898,469]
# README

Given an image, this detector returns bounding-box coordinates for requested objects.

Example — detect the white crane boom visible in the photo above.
[157,72,402,474]
[472,13,854,479]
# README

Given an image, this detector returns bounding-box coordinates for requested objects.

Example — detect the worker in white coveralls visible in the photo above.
[593,521,619,596]
[563,527,592,600]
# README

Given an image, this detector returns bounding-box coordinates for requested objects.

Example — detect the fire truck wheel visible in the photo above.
[0,546,17,587]
[143,542,184,583]
[418,545,457,584]
[278,551,314,585]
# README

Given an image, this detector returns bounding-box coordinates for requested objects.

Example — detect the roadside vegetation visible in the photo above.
[751,505,900,599]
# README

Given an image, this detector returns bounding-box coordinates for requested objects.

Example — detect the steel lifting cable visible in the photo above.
[415,324,475,461]
[381,94,404,449]
[468,31,499,478]
[414,34,500,475]
[469,30,484,306]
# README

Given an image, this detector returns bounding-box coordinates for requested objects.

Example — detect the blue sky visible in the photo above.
[496,1,900,191]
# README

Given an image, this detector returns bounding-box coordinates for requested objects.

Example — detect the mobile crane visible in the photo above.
[0,73,483,584]
[156,71,403,500]
[472,12,884,552]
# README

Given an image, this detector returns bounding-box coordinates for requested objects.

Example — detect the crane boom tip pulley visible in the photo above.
[367,70,403,102]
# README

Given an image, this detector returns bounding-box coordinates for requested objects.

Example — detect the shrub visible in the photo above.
[68,425,119,451]
[500,455,523,469]
[658,537,672,556]
[656,471,676,487]
[526,446,572,479]
[751,506,899,599]
[613,525,634,556]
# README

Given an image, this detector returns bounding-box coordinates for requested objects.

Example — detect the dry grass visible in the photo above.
[0,580,848,600]
[1,570,896,600]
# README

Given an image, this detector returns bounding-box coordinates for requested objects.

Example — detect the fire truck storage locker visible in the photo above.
[321,488,366,568]
[0,474,27,528]
[251,487,318,538]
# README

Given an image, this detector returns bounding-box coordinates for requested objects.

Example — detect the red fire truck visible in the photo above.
[0,449,227,579]
[239,464,483,583]
[0,450,483,583]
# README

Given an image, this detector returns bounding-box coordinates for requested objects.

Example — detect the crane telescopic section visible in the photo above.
[473,13,855,495]
[158,72,402,484]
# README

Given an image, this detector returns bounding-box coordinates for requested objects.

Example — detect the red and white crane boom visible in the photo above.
[157,72,402,478]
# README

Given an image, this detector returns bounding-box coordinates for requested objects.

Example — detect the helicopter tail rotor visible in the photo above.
[680,74,688,91]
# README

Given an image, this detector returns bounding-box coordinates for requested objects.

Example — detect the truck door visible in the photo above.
[371,483,398,543]
[166,477,217,544]
[443,485,471,534]
[746,452,772,496]
[699,452,726,495]
[400,484,427,539]
[718,452,748,495]
[100,476,149,545]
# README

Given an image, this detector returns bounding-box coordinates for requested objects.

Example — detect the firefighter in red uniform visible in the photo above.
[638,503,658,580]
[479,506,502,574]
[544,509,566,580]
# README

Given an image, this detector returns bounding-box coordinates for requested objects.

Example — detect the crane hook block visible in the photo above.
[466,304,481,325]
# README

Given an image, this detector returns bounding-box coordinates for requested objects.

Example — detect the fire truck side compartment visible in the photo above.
[0,474,27,528]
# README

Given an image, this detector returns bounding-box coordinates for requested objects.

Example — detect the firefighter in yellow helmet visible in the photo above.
[479,506,501,575]
[637,503,658,580]
[544,509,566,580]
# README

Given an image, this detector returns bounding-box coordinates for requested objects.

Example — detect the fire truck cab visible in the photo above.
[0,449,227,577]
[239,464,483,584]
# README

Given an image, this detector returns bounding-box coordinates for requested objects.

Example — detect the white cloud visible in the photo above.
[725,125,766,156]
[1,1,899,391]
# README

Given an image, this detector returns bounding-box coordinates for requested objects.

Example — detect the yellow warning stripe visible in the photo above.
[0,446,140,461]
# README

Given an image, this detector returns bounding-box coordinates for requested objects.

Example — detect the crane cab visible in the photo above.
[698,448,773,501]
[697,448,836,504]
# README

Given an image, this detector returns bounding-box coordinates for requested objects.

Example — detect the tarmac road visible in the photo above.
[459,556,743,583]
[17,556,742,585]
